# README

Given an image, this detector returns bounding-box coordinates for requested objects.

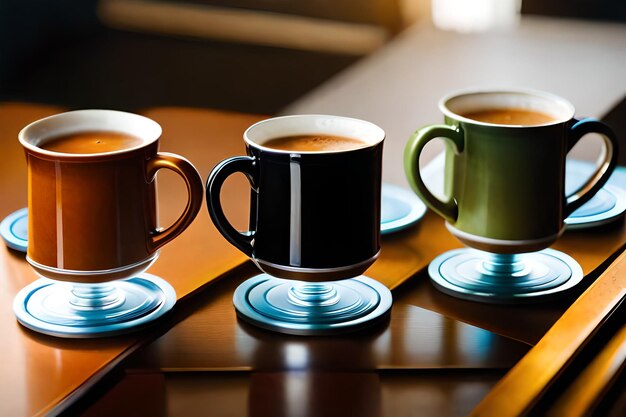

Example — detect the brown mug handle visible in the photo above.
[146,152,204,252]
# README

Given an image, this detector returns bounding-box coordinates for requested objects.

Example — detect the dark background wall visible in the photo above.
[1,0,624,114]
[522,0,626,22]
[0,0,397,114]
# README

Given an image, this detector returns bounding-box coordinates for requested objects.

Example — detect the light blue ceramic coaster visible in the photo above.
[565,184,626,229]
[0,208,28,252]
[233,274,392,335]
[381,183,427,234]
[421,153,626,229]
[429,248,583,303]
[13,273,176,338]
[564,160,626,229]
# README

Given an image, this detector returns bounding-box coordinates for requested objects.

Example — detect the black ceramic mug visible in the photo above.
[206,114,385,281]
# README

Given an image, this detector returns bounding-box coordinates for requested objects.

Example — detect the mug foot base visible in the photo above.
[233,274,392,335]
[429,248,583,303]
[13,273,176,338]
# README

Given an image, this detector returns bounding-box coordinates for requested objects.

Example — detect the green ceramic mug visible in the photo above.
[404,90,619,253]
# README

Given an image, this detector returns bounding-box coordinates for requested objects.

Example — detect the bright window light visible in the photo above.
[432,0,521,33]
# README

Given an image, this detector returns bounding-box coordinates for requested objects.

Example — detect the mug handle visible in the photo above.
[564,118,619,217]
[205,156,257,257]
[404,125,464,224]
[146,152,205,252]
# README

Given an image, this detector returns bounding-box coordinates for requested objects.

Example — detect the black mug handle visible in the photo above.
[564,118,619,217]
[206,156,258,257]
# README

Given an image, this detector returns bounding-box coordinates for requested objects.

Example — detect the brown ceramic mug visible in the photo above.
[19,110,204,282]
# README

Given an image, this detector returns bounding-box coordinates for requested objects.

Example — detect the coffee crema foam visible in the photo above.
[41,131,144,154]
[262,135,367,152]
[460,108,556,126]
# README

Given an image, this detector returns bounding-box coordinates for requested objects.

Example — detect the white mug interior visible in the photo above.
[19,109,162,157]
[441,90,576,127]
[244,114,385,153]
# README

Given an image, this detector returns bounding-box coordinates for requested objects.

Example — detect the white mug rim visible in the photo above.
[243,114,385,154]
[19,109,162,158]
[439,89,576,128]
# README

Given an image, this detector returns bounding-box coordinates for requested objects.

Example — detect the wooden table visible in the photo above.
[2,15,626,417]
[2,102,623,417]
[0,104,259,417]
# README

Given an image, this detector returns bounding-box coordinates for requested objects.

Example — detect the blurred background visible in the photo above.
[1,0,625,115]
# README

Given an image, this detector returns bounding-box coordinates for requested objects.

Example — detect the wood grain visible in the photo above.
[125,262,530,372]
[472,249,626,416]
[81,370,503,417]
[2,103,624,416]
[0,104,260,417]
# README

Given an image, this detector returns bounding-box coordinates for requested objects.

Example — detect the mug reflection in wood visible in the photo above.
[19,110,204,282]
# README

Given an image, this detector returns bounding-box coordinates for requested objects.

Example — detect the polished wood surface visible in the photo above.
[0,103,260,417]
[125,262,530,372]
[101,207,624,416]
[3,103,626,416]
[548,323,626,416]
[85,260,528,416]
[473,249,626,416]
[82,370,503,417]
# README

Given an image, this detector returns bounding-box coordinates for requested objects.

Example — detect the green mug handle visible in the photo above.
[404,125,464,224]
[564,118,619,217]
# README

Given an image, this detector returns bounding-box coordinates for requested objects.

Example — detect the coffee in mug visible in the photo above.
[460,108,556,125]
[263,135,369,152]
[40,131,144,154]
